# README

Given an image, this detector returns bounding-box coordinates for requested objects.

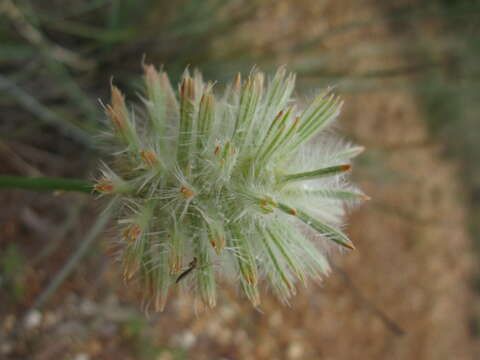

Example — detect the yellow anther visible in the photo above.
[140,150,158,167]
[210,236,225,254]
[94,179,114,193]
[123,224,141,243]
[180,186,195,198]
[288,208,298,216]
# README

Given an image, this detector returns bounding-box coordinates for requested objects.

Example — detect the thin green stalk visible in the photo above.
[0,175,93,193]
[280,164,351,184]
[277,202,354,250]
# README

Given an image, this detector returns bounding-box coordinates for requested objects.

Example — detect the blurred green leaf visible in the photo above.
[0,244,26,300]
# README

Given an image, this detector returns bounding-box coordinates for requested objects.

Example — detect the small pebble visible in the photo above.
[24,310,42,329]
[287,342,304,359]
[176,331,196,348]
[73,353,90,360]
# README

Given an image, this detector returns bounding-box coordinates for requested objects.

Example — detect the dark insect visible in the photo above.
[176,257,197,284]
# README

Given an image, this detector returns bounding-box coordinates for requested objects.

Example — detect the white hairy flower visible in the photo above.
[95,65,367,311]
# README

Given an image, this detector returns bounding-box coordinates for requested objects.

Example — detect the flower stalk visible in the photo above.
[0,175,93,193]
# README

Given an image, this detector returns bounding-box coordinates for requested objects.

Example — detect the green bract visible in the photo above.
[96,65,367,311]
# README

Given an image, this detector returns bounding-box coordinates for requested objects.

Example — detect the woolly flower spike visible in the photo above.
[97,65,367,311]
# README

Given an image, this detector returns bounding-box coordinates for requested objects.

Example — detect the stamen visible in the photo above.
[123,224,141,243]
[180,186,195,198]
[94,179,114,193]
[140,150,158,167]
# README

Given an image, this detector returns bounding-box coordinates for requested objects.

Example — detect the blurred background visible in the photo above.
[1,0,479,359]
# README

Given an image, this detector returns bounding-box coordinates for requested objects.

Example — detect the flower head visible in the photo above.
[97,65,366,311]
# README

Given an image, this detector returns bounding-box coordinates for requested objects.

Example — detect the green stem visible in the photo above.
[280,164,351,184]
[277,202,354,250]
[0,175,94,193]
